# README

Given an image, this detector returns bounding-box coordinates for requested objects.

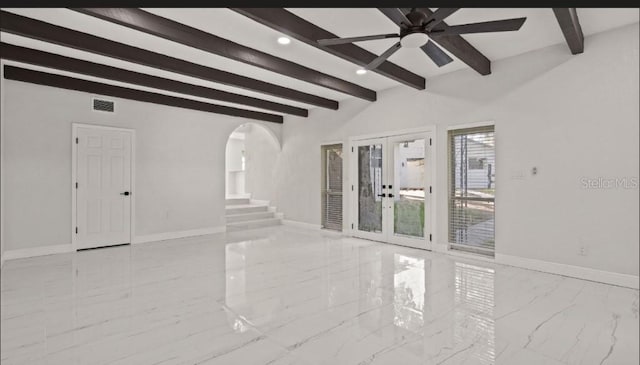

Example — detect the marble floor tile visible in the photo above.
[1,226,638,364]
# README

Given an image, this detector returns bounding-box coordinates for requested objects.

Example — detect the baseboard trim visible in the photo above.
[3,244,74,262]
[226,193,251,199]
[1,227,227,263]
[433,243,497,264]
[132,226,226,244]
[495,253,639,289]
[282,219,321,230]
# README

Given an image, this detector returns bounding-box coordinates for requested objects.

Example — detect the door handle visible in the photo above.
[377,193,386,198]
[388,194,394,198]
[120,191,130,196]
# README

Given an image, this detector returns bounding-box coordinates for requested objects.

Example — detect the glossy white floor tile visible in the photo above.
[1,226,638,364]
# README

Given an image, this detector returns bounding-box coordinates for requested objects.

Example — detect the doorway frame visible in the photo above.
[347,125,437,250]
[71,123,136,251]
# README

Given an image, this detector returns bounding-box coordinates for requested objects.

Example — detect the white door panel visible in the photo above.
[76,126,132,249]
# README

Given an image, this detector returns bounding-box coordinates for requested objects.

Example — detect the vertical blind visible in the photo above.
[322,144,343,231]
[448,126,495,253]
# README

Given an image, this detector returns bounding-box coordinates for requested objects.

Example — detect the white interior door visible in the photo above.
[75,126,132,250]
[352,132,432,250]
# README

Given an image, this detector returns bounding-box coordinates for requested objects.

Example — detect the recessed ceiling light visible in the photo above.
[277,37,291,45]
[356,68,367,75]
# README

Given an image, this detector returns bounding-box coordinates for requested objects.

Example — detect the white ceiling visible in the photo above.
[289,8,639,80]
[1,8,638,115]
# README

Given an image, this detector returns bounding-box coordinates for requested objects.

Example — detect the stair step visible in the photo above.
[225,198,251,205]
[226,218,281,232]
[225,204,269,215]
[226,211,275,223]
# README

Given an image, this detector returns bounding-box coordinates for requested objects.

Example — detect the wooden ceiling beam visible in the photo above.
[72,8,377,101]
[231,8,426,90]
[0,42,308,117]
[0,10,338,110]
[552,8,584,55]
[3,65,283,123]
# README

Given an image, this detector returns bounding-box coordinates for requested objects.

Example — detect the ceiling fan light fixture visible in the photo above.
[356,68,367,75]
[277,36,291,45]
[400,33,429,48]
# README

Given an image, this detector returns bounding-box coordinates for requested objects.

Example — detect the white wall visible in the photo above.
[276,23,639,277]
[1,79,281,251]
[225,136,245,196]
[244,124,280,203]
[1,61,5,264]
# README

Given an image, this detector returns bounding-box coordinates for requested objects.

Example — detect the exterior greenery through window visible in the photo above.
[448,125,495,254]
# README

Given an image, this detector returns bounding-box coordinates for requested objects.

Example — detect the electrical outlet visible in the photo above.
[579,246,589,256]
[511,170,525,180]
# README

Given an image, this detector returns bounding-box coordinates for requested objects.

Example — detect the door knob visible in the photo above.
[120,191,130,196]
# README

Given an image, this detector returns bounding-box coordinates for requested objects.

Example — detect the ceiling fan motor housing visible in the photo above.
[406,10,428,27]
[400,10,431,48]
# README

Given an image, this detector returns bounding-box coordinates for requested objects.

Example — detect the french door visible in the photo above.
[351,132,432,250]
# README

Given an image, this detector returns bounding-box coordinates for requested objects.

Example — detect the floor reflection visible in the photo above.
[223,238,498,363]
[4,227,632,364]
[393,254,426,333]
[453,262,496,364]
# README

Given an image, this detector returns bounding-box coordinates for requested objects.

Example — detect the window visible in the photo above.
[448,125,495,255]
[468,157,485,170]
[321,144,343,231]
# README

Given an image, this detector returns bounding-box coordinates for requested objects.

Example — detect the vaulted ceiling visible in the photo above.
[1,8,638,123]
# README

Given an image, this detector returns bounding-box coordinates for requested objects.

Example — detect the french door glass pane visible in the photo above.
[358,144,383,233]
[393,139,425,238]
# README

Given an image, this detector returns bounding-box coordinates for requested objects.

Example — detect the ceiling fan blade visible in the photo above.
[421,40,454,67]
[378,8,413,27]
[423,8,460,30]
[366,42,402,70]
[317,34,399,46]
[431,17,527,36]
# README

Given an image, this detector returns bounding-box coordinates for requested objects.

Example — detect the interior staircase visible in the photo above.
[225,198,282,232]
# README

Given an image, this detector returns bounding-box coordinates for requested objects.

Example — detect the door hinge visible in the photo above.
[351,185,354,191]
[76,137,79,144]
[75,182,78,189]
[429,234,432,242]
[75,227,78,234]
[351,146,354,152]
[429,138,432,146]
[429,186,432,194]
[351,223,354,229]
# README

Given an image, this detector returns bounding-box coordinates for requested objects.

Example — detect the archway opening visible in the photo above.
[225,123,280,201]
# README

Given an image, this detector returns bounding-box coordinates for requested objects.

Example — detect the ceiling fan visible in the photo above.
[317,8,526,71]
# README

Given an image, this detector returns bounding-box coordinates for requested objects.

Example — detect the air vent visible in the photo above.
[92,98,115,112]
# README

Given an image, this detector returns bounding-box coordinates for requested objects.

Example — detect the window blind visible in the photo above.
[448,126,495,253]
[322,144,343,231]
